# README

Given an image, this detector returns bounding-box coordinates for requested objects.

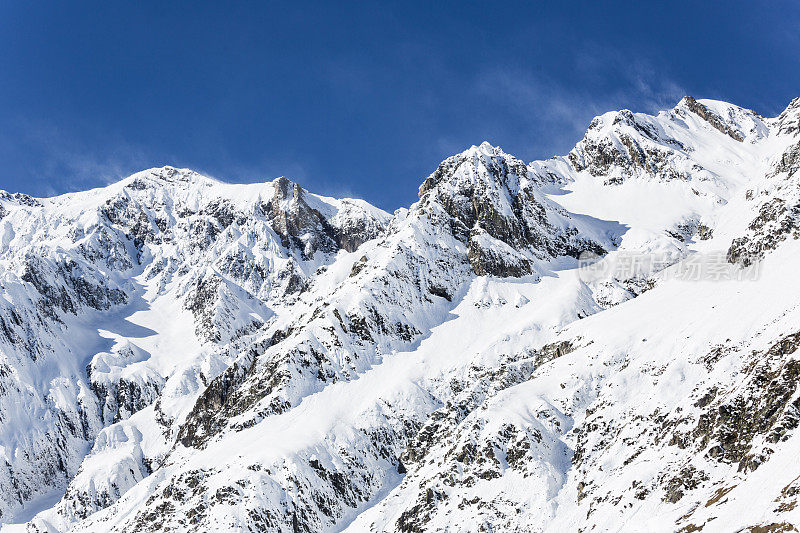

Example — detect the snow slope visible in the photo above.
[0,95,798,532]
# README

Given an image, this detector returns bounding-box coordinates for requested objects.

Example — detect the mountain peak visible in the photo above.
[466,141,505,157]
[271,175,304,203]
[123,166,218,190]
[675,95,746,141]
[418,142,525,202]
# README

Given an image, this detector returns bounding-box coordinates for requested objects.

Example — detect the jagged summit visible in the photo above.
[419,141,524,197]
[415,139,610,277]
[132,165,215,183]
[467,140,506,156]
[561,94,783,188]
[673,95,766,142]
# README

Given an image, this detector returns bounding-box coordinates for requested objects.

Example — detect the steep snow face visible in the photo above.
[0,169,389,525]
[2,96,800,533]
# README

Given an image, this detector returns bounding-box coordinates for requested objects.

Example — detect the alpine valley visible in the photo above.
[1,96,800,533]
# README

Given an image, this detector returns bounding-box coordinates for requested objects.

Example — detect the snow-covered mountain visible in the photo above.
[1,95,799,532]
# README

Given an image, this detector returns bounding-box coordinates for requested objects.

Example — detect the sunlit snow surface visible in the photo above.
[1,96,799,532]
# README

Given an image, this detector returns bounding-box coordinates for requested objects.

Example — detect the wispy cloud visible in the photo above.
[7,119,151,197]
[574,44,687,112]
[2,118,320,198]
[473,43,686,160]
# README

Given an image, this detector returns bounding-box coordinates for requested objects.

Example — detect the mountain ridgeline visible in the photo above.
[0,96,799,532]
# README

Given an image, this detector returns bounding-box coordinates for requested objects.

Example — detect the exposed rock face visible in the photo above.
[567,96,769,188]
[676,333,800,473]
[87,341,165,424]
[264,176,387,258]
[567,107,700,183]
[727,103,800,266]
[680,96,746,141]
[263,177,339,257]
[770,142,800,179]
[418,142,606,277]
[390,341,575,532]
[5,96,800,533]
[776,97,800,136]
[727,197,800,266]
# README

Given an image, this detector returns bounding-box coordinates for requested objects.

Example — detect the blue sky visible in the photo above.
[1,1,798,210]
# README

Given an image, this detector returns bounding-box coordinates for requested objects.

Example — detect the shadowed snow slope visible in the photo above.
[0,96,799,532]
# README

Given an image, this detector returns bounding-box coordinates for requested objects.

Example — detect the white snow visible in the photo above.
[2,95,800,532]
